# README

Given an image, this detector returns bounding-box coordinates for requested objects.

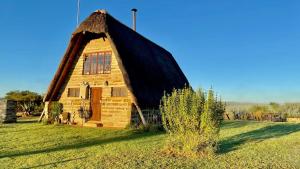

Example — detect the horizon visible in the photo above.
[0,0,300,103]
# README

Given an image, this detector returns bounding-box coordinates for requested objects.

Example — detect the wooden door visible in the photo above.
[90,87,102,121]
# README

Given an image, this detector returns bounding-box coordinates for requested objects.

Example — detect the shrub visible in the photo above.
[160,86,225,156]
[49,102,63,124]
[32,102,44,116]
[281,103,300,118]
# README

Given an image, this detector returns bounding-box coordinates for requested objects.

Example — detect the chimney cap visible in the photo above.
[131,8,137,12]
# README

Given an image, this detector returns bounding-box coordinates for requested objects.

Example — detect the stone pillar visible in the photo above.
[0,99,17,123]
[44,101,50,119]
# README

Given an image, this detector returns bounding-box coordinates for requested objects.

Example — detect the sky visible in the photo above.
[0,0,299,103]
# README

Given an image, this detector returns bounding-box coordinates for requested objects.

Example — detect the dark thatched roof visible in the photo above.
[44,10,189,108]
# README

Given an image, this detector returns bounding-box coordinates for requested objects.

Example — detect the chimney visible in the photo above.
[131,8,137,31]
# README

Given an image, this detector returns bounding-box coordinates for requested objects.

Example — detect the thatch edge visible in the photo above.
[105,33,139,105]
[43,34,80,102]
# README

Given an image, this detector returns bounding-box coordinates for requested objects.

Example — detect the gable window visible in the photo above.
[111,87,128,97]
[83,51,112,75]
[68,88,80,97]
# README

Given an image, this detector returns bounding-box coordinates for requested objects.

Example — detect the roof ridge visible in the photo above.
[94,9,107,14]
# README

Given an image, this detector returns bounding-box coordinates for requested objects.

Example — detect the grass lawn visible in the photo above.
[1,118,300,169]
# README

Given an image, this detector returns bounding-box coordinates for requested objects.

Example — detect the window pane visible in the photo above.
[68,88,80,97]
[67,88,71,97]
[90,54,97,74]
[75,88,79,97]
[104,53,111,73]
[111,87,127,97]
[97,54,104,74]
[83,57,90,75]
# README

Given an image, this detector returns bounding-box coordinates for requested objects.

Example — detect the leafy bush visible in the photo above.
[49,102,63,124]
[281,103,300,118]
[32,103,44,116]
[160,86,225,156]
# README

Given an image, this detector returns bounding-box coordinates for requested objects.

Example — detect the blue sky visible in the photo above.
[0,0,299,103]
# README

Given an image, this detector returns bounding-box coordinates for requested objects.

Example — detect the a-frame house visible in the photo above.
[43,10,188,128]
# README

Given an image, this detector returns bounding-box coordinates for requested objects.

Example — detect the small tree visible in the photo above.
[160,86,225,156]
[250,105,269,121]
[5,90,43,116]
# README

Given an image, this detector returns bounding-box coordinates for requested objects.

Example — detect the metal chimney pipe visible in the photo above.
[131,8,137,31]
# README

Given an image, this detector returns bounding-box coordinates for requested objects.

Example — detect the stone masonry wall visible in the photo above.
[0,99,17,123]
[58,36,133,128]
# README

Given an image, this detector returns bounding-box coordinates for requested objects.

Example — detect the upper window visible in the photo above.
[83,51,112,75]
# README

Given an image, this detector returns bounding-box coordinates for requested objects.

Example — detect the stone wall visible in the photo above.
[0,99,17,123]
[58,36,133,128]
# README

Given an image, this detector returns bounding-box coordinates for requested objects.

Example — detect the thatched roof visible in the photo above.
[44,10,189,108]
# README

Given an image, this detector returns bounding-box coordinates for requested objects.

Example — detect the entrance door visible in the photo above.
[90,87,102,121]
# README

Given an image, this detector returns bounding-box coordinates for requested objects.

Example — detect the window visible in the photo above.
[111,87,128,97]
[68,88,80,97]
[83,51,112,75]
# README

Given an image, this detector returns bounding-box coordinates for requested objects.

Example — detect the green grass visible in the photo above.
[1,118,300,169]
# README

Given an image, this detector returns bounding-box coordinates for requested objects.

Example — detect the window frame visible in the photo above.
[111,87,128,97]
[67,88,80,97]
[83,51,112,75]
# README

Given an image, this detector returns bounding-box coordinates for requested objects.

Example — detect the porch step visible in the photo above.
[83,121,103,128]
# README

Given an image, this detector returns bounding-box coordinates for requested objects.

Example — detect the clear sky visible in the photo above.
[0,0,299,103]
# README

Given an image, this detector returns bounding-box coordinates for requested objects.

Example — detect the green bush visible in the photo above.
[160,86,225,156]
[32,103,44,116]
[281,103,300,118]
[49,102,63,124]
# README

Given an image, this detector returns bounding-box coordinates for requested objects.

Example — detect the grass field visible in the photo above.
[1,118,300,169]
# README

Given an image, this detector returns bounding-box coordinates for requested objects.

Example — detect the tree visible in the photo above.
[5,90,43,116]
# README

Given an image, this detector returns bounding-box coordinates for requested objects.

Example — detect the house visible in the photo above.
[42,10,189,128]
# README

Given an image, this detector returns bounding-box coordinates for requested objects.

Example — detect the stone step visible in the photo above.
[83,121,103,127]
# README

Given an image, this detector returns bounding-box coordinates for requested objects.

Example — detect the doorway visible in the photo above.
[90,87,102,121]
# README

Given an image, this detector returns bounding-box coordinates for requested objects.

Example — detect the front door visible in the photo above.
[90,87,102,121]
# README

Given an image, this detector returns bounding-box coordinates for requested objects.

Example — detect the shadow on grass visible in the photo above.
[21,156,86,169]
[219,123,300,154]
[0,129,30,134]
[221,120,256,129]
[17,120,38,124]
[17,117,39,124]
[0,130,164,159]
